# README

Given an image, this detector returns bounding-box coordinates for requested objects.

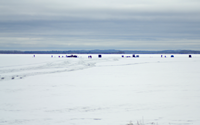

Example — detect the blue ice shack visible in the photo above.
[171,55,174,58]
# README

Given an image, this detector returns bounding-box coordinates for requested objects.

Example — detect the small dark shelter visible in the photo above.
[67,55,78,58]
[133,54,135,57]
[171,55,174,58]
[98,55,102,58]
[189,55,192,58]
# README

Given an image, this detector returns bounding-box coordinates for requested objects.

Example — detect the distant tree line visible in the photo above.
[0,50,200,54]
[123,50,200,54]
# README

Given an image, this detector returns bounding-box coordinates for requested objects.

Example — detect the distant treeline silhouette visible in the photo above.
[0,50,200,54]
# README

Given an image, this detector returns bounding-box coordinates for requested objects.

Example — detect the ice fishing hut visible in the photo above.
[73,55,78,58]
[189,55,192,58]
[67,55,78,58]
[136,55,139,58]
[132,54,135,57]
[171,55,174,58]
[98,55,102,58]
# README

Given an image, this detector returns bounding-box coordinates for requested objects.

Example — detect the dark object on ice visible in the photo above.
[133,54,135,57]
[171,55,174,58]
[98,55,102,58]
[58,56,60,58]
[20,77,22,79]
[51,55,53,58]
[136,55,139,57]
[33,55,35,57]
[88,55,92,58]
[165,55,166,58]
[1,77,4,79]
[161,55,163,58]
[122,55,124,57]
[11,77,14,79]
[189,55,192,58]
[126,56,131,58]
[67,55,78,58]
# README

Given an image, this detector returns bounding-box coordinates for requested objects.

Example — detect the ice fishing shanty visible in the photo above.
[67,55,78,58]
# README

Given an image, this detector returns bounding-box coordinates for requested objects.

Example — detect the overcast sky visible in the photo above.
[0,0,200,50]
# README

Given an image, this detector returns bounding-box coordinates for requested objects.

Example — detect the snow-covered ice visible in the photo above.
[0,54,200,125]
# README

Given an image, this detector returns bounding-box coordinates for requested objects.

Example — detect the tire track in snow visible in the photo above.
[0,59,97,81]
[0,57,152,81]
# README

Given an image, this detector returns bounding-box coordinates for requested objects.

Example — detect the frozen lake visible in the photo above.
[0,54,200,125]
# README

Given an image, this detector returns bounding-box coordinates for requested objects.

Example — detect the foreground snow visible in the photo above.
[0,54,200,125]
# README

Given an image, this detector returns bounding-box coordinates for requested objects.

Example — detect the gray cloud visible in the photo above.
[0,0,200,50]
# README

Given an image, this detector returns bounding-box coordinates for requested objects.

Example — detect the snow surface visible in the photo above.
[0,54,200,125]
